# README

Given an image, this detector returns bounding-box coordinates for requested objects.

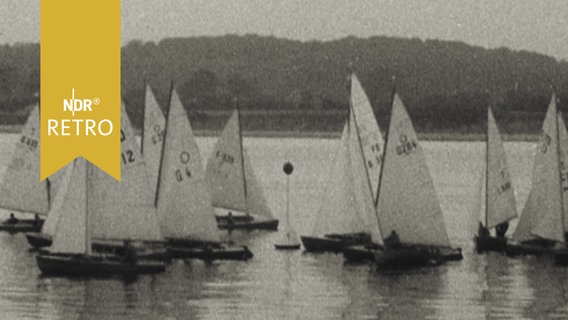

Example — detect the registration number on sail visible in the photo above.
[395,134,418,156]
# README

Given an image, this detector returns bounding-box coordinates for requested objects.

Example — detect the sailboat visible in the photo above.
[0,105,50,233]
[156,87,253,260]
[474,107,518,253]
[506,94,566,257]
[205,107,279,230]
[301,74,383,253]
[36,158,166,276]
[28,103,167,261]
[373,93,462,268]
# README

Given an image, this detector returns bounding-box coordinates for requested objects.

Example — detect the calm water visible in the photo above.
[0,135,567,320]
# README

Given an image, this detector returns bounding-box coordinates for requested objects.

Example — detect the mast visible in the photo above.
[485,107,489,228]
[374,76,396,208]
[235,101,249,211]
[557,106,565,243]
[84,160,90,255]
[141,80,147,155]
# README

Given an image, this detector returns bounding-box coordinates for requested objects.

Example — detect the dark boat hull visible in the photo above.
[343,244,383,262]
[374,247,443,269]
[216,218,279,231]
[36,253,165,276]
[274,244,301,250]
[475,235,507,253]
[554,249,568,265]
[301,233,372,253]
[505,240,556,257]
[0,219,43,233]
[25,232,52,248]
[168,245,253,260]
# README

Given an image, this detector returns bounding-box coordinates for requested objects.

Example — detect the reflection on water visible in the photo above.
[0,136,566,319]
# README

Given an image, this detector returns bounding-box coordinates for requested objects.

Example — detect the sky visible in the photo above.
[1,0,567,61]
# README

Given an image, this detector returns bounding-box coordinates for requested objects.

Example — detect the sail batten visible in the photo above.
[157,89,220,243]
[376,94,450,247]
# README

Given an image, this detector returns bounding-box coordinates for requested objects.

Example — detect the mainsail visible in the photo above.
[41,164,73,237]
[484,107,517,229]
[87,103,162,242]
[50,158,90,255]
[375,94,451,247]
[513,95,564,243]
[0,105,50,215]
[142,84,165,198]
[156,88,220,243]
[205,109,274,218]
[558,113,568,230]
[350,74,384,202]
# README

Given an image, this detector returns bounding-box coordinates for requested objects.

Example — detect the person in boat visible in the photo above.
[123,240,138,265]
[478,222,490,238]
[34,214,41,226]
[5,213,18,225]
[384,230,402,250]
[495,222,509,238]
[227,211,235,229]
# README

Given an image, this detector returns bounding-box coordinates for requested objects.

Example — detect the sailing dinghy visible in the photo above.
[506,95,566,257]
[474,107,518,253]
[157,88,253,261]
[36,158,166,277]
[205,107,278,230]
[0,105,49,233]
[301,74,383,253]
[373,93,462,268]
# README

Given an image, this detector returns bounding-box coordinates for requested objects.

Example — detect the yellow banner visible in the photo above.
[40,0,120,180]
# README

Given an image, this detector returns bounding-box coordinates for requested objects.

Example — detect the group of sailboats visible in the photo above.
[302,74,462,268]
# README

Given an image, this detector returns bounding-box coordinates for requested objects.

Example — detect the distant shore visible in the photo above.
[0,125,539,142]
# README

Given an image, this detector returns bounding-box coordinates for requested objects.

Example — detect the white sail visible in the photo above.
[41,163,73,237]
[156,89,220,243]
[50,158,90,255]
[205,109,274,218]
[313,123,367,235]
[485,107,517,228]
[0,105,50,215]
[375,94,451,247]
[348,105,383,244]
[142,84,165,198]
[515,95,564,243]
[558,112,568,230]
[88,103,162,241]
[350,74,384,202]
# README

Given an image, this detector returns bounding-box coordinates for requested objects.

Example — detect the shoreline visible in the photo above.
[0,125,539,142]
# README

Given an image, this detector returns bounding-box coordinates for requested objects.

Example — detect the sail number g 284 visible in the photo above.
[395,134,418,156]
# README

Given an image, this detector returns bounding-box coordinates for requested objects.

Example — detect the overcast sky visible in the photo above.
[1,0,567,61]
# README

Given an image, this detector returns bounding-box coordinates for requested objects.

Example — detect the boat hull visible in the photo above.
[554,249,568,265]
[505,240,556,257]
[301,233,371,253]
[168,245,253,261]
[25,232,52,248]
[36,253,165,276]
[475,235,507,253]
[274,244,301,250]
[0,219,43,233]
[343,244,383,262]
[374,247,443,269]
[216,217,279,231]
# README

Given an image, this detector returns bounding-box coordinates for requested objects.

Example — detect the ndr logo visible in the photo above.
[63,88,100,116]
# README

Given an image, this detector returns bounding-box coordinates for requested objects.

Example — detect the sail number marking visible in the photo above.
[395,134,418,156]
[20,135,38,151]
[215,151,234,164]
[175,151,192,182]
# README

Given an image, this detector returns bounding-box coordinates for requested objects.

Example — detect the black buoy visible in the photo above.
[275,161,300,250]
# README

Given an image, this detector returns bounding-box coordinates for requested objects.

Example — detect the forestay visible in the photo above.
[375,94,450,247]
[0,105,50,215]
[205,109,274,218]
[514,96,564,243]
[142,84,165,198]
[88,103,162,242]
[156,89,220,243]
[485,107,517,229]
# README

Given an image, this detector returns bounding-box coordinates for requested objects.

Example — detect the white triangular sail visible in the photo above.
[514,96,564,243]
[142,84,165,198]
[50,158,90,255]
[350,74,384,202]
[156,89,220,243]
[88,103,162,241]
[485,107,517,229]
[376,94,451,247]
[205,109,274,218]
[0,105,50,215]
[558,113,568,230]
[348,105,383,244]
[41,163,73,237]
[313,123,367,235]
